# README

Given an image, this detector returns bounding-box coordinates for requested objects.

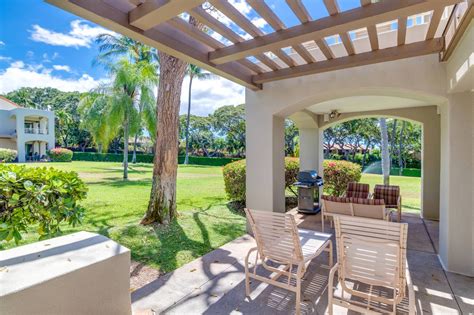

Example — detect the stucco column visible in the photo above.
[299,128,322,172]
[439,92,473,276]
[246,98,285,213]
[47,114,55,148]
[15,113,25,163]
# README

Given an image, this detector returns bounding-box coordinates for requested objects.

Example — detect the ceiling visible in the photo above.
[306,95,431,114]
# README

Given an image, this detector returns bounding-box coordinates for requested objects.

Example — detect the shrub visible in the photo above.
[323,160,362,196]
[48,148,73,162]
[0,164,87,243]
[223,157,301,201]
[0,149,17,162]
[72,152,240,166]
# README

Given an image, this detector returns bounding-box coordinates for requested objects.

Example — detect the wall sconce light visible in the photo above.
[329,110,340,119]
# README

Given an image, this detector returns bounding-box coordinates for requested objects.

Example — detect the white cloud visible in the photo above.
[229,0,252,15]
[179,76,244,116]
[0,56,12,62]
[252,17,268,28]
[30,20,115,48]
[0,61,105,93]
[53,65,71,72]
[0,41,5,46]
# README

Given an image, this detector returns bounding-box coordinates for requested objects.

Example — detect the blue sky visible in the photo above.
[0,0,363,115]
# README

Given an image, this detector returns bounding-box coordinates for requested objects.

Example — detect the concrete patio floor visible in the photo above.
[132,211,474,315]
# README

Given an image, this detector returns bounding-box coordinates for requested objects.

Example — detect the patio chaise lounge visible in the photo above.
[321,195,392,232]
[328,215,415,315]
[244,208,333,315]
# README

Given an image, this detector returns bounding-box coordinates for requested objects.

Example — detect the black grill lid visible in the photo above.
[297,170,319,182]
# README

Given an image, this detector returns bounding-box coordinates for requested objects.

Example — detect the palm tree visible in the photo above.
[184,64,214,164]
[379,118,390,185]
[95,33,158,164]
[81,59,157,179]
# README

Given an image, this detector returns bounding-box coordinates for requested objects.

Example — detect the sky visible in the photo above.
[0,0,362,116]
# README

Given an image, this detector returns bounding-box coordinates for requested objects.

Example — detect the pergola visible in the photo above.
[46,0,474,278]
[47,0,460,90]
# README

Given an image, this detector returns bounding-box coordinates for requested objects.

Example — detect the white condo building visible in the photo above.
[0,96,55,162]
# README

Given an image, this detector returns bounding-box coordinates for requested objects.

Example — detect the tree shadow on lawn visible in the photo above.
[86,178,152,187]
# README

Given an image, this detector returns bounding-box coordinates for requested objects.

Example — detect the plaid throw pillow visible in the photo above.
[346,182,370,198]
[322,195,352,203]
[374,184,400,207]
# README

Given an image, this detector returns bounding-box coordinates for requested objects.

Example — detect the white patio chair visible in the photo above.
[328,215,415,315]
[244,208,333,315]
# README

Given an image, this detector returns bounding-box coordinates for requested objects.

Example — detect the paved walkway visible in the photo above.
[132,211,474,314]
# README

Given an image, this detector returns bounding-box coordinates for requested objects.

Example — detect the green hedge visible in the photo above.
[0,149,17,162]
[0,164,87,243]
[72,152,240,166]
[48,148,73,162]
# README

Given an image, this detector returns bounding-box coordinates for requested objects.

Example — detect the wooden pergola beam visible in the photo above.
[367,24,379,50]
[253,38,444,84]
[426,8,443,39]
[209,0,459,65]
[45,0,261,90]
[397,17,407,46]
[286,0,312,24]
[129,0,204,30]
[323,0,340,16]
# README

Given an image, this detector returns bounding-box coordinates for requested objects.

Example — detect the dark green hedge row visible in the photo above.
[364,166,421,177]
[71,152,240,166]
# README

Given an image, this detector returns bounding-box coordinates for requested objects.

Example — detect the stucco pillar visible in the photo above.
[47,114,55,148]
[420,112,441,220]
[299,128,322,172]
[15,113,25,163]
[439,92,473,276]
[246,100,285,213]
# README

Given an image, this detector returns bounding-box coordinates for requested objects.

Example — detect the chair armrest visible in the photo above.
[406,266,416,314]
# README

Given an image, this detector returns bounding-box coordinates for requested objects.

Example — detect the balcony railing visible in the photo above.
[440,1,471,61]
[24,127,48,135]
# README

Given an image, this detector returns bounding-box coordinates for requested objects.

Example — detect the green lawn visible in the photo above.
[0,161,246,272]
[360,173,421,213]
[1,162,421,273]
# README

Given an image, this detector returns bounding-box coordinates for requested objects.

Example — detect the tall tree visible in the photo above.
[379,118,390,185]
[81,59,157,179]
[142,16,203,225]
[184,65,214,164]
[212,105,246,157]
[95,33,158,163]
[398,120,407,175]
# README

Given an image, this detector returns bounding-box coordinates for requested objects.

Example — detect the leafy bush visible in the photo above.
[0,149,17,162]
[0,164,87,243]
[223,159,246,201]
[323,160,362,196]
[223,157,301,201]
[48,148,73,162]
[72,152,240,166]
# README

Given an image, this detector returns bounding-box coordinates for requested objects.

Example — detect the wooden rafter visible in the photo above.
[129,0,204,30]
[340,32,356,55]
[209,0,296,68]
[323,0,340,16]
[286,0,312,23]
[315,39,335,60]
[209,0,460,65]
[46,0,260,90]
[253,38,444,84]
[397,17,407,46]
[248,0,314,64]
[426,8,443,39]
[367,24,379,50]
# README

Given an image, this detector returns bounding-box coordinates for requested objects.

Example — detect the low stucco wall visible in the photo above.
[0,232,131,315]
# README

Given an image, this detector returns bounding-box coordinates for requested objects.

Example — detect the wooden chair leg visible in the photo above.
[328,263,338,315]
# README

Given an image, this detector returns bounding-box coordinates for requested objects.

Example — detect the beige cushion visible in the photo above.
[352,202,385,219]
[324,200,353,216]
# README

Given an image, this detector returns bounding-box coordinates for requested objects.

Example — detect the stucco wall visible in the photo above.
[0,139,16,150]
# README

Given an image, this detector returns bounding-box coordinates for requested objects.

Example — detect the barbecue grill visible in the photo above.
[293,170,324,214]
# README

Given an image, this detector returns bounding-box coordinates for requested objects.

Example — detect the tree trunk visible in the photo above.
[362,139,371,169]
[141,52,188,225]
[379,118,390,185]
[132,133,138,164]
[123,118,129,180]
[390,119,398,169]
[184,74,193,165]
[398,120,406,176]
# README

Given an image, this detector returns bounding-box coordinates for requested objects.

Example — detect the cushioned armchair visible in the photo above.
[374,184,402,222]
[345,182,370,199]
